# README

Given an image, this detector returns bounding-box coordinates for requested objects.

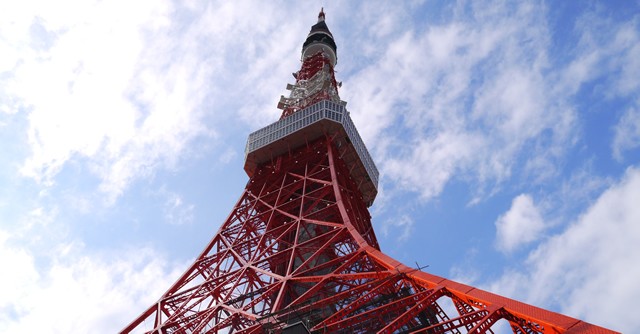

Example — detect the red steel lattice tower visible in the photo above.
[122,10,618,334]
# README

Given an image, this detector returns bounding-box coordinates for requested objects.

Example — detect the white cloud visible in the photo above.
[613,24,640,95]
[0,0,217,203]
[218,147,237,164]
[384,131,480,201]
[0,1,340,205]
[381,214,414,242]
[162,191,195,226]
[0,230,185,333]
[341,1,576,203]
[0,231,40,314]
[489,167,640,333]
[340,2,639,208]
[494,194,546,253]
[612,101,640,161]
[561,10,640,99]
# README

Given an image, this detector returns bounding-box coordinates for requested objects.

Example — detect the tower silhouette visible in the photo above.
[122,9,617,334]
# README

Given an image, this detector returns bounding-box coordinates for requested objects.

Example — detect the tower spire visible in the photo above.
[302,7,336,66]
[276,8,341,118]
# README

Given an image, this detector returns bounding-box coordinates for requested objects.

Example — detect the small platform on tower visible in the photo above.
[244,99,379,206]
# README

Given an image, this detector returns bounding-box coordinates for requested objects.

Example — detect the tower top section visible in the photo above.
[244,8,379,206]
[302,8,337,67]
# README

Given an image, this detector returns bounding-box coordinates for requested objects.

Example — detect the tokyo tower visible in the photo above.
[122,9,618,334]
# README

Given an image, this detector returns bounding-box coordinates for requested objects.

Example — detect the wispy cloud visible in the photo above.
[342,2,574,203]
[612,100,640,161]
[381,214,414,242]
[1,0,221,203]
[160,188,195,226]
[341,2,638,209]
[568,11,640,98]
[489,167,640,332]
[494,194,546,253]
[0,229,186,332]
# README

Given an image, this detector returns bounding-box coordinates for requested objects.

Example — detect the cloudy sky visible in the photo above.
[1,1,638,332]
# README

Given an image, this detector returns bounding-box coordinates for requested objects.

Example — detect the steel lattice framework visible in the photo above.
[121,9,618,334]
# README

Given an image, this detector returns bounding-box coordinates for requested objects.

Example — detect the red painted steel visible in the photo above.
[121,9,619,334]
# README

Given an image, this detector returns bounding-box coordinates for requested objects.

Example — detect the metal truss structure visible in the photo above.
[121,9,618,334]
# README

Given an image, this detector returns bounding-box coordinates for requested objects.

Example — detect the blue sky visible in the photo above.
[1,1,639,332]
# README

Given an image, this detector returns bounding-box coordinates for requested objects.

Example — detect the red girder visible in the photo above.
[378,287,447,334]
[317,288,433,332]
[122,136,616,334]
[311,272,406,329]
[410,309,489,334]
